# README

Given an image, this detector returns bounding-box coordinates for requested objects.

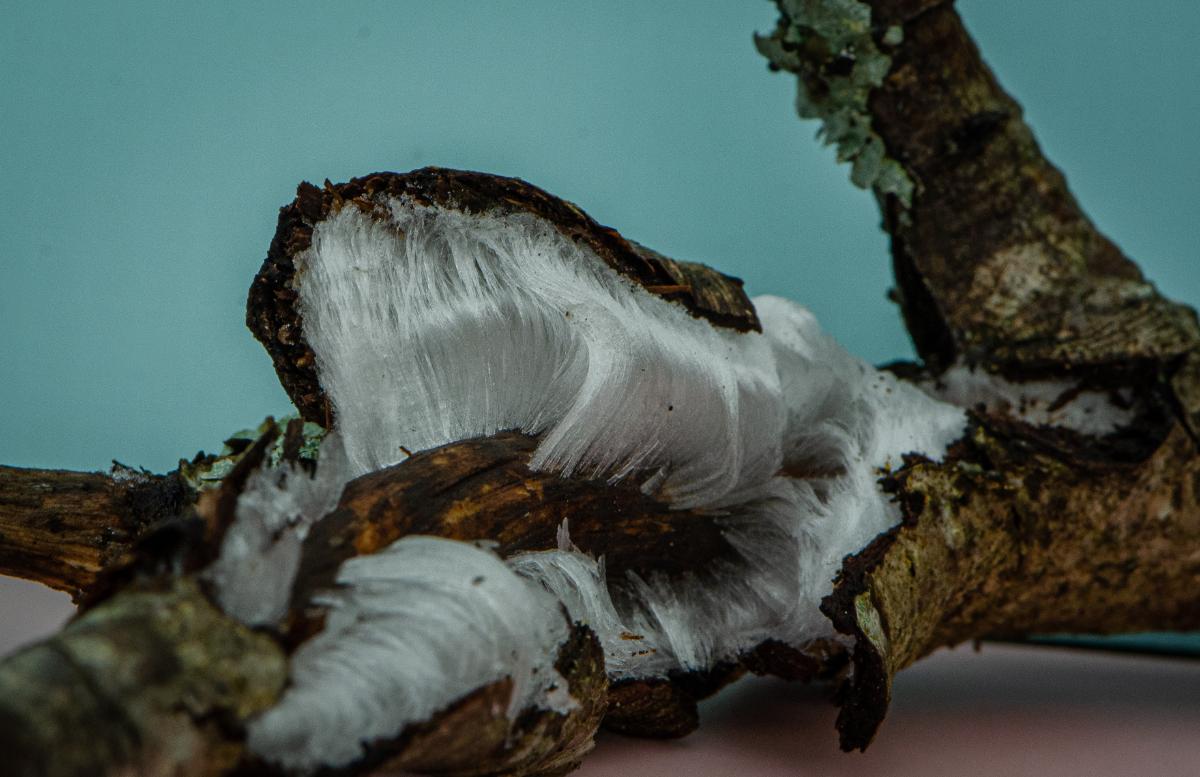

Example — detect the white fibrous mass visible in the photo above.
[205,432,350,627]
[296,201,785,508]
[217,194,968,771]
[246,536,574,771]
[921,363,1138,436]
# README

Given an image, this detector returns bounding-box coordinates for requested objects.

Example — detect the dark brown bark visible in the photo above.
[236,624,608,777]
[289,431,738,622]
[823,419,1200,750]
[352,626,607,777]
[0,437,618,777]
[283,432,815,742]
[0,431,810,774]
[874,4,1198,375]
[759,0,1199,377]
[0,464,189,599]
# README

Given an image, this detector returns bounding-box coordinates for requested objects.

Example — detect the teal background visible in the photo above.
[1,3,1197,651]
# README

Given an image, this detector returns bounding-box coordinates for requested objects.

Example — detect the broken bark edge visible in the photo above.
[820,527,901,751]
[0,463,194,601]
[247,168,762,424]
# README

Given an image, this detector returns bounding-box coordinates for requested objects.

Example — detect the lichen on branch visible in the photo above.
[755,0,914,205]
[760,0,1200,751]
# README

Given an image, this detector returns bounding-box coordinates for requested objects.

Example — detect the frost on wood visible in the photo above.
[921,364,1139,437]
[245,537,575,770]
[2,0,1198,766]
[294,199,783,508]
[291,187,962,508]
[282,180,966,669]
[221,169,968,771]
[205,432,350,626]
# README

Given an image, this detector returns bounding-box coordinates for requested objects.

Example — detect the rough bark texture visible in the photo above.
[0,464,191,600]
[758,0,1199,376]
[1,435,618,777]
[247,168,762,423]
[284,431,817,741]
[759,0,1200,751]
[359,626,608,777]
[823,419,1200,749]
[875,4,1197,375]
[289,431,738,622]
[0,578,287,777]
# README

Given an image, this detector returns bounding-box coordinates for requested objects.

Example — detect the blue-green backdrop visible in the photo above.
[1,2,1197,647]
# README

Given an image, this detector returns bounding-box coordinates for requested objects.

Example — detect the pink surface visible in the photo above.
[578,646,1200,777]
[3,576,1198,776]
[0,575,74,656]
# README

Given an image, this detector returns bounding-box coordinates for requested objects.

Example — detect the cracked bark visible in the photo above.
[0,2,1198,772]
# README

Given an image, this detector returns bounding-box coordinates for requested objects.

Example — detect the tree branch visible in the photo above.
[758,0,1199,375]
[0,577,286,777]
[0,464,188,599]
[3,7,1199,769]
[759,0,1200,750]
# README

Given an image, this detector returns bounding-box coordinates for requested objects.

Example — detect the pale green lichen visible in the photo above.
[853,591,890,659]
[179,415,326,491]
[756,0,915,207]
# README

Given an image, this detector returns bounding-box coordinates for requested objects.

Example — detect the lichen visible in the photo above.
[852,591,888,658]
[179,415,326,490]
[756,0,914,207]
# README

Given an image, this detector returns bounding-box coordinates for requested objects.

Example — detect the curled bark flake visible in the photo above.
[247,168,761,424]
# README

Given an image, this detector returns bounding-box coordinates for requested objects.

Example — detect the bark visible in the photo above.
[823,419,1200,749]
[283,431,820,748]
[0,578,287,777]
[0,432,734,775]
[291,431,738,605]
[757,0,1199,376]
[321,623,607,777]
[0,464,190,599]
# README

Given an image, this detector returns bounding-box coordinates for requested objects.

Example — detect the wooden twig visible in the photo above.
[0,464,188,599]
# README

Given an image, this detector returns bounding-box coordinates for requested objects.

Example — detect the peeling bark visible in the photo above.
[289,431,738,622]
[247,168,762,423]
[0,437,619,777]
[283,432,817,743]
